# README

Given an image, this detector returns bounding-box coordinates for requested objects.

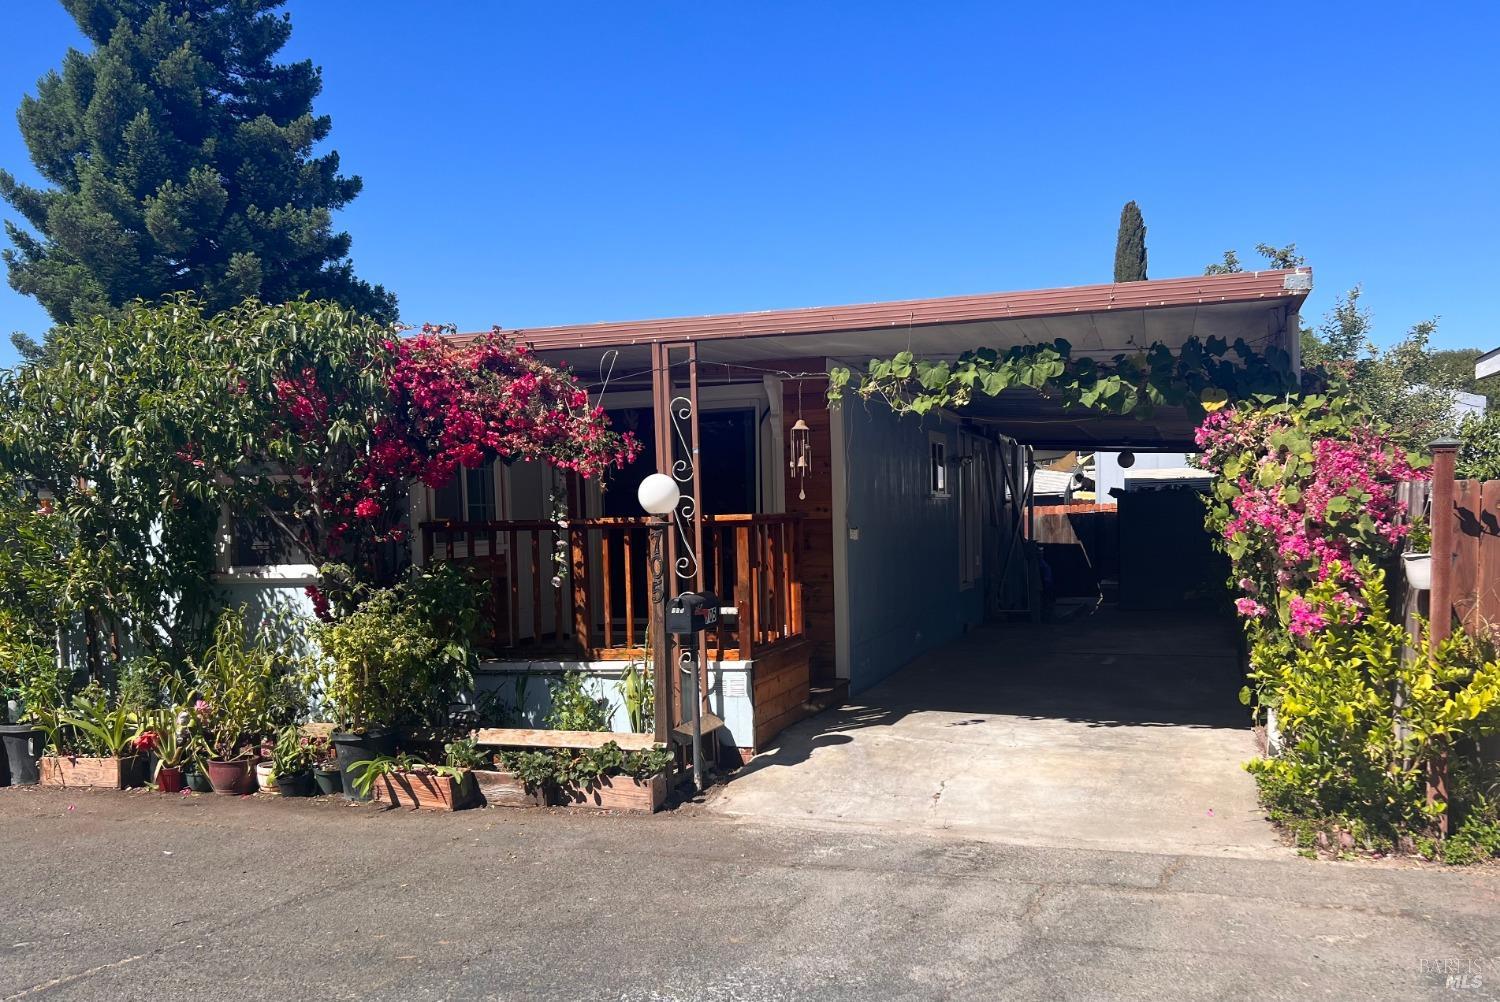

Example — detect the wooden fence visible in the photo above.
[1446,479,1500,633]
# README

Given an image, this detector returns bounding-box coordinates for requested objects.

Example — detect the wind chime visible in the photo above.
[789,380,812,501]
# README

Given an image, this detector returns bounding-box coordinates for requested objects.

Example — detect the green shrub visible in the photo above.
[1442,815,1500,865]
[316,564,482,732]
[1245,567,1500,846]
[1457,410,1500,482]
[546,671,613,732]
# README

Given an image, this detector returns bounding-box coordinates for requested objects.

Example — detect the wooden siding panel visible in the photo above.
[784,377,836,683]
[751,639,813,750]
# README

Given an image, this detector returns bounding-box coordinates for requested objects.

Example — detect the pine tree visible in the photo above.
[1112,200,1147,283]
[0,1,395,332]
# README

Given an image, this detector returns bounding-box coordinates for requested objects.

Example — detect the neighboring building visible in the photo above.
[1451,389,1487,423]
[1476,349,1500,382]
[221,269,1312,758]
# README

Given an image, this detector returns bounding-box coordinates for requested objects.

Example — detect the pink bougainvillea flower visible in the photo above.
[1286,596,1328,637]
[1234,597,1267,618]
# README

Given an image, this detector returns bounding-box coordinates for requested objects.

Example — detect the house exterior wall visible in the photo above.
[837,400,987,693]
[782,377,836,683]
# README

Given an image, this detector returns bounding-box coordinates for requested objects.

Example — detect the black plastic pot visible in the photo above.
[331,729,396,800]
[185,768,214,793]
[0,724,43,786]
[313,768,342,796]
[275,770,316,797]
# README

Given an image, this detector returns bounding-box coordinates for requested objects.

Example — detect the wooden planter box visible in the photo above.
[40,754,143,789]
[562,772,667,813]
[471,769,550,808]
[370,770,478,811]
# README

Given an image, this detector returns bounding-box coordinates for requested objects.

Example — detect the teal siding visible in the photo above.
[841,402,984,693]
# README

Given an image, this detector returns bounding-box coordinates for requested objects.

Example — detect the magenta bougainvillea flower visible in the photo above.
[1196,402,1426,637]
[270,327,639,559]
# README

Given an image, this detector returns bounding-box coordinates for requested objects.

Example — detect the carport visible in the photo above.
[480,268,1308,833]
[687,268,1311,854]
[710,604,1282,857]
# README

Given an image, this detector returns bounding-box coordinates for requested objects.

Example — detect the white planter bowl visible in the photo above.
[1403,552,1432,592]
[254,761,277,794]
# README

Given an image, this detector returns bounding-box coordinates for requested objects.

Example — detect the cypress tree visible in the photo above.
[1113,200,1147,283]
[0,1,395,333]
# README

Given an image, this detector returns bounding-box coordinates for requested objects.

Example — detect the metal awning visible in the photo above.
[454,269,1311,451]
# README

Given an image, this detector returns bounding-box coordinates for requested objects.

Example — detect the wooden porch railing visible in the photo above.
[420,514,805,661]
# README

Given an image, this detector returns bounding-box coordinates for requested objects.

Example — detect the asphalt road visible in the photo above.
[0,787,1497,1001]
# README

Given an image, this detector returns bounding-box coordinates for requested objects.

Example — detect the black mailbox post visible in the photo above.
[666,590,719,794]
[666,591,719,637]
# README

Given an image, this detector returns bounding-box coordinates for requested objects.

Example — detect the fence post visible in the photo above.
[1427,437,1460,837]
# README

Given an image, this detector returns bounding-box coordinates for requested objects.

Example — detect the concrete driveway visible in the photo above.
[712,605,1283,858]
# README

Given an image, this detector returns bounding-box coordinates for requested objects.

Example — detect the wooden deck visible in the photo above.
[422,513,807,662]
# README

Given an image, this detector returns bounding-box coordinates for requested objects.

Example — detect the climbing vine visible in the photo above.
[828,336,1299,421]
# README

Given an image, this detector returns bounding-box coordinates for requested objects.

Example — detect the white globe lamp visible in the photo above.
[637,473,680,516]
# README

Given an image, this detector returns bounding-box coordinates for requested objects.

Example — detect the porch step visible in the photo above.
[803,682,848,715]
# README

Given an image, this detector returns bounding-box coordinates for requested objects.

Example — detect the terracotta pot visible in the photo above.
[205,758,255,795]
[156,764,186,793]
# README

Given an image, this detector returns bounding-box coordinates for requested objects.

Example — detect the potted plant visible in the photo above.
[269,726,316,797]
[349,749,479,811]
[184,753,214,793]
[141,709,190,792]
[557,743,674,813]
[254,736,278,794]
[0,641,64,787]
[41,692,145,789]
[190,613,278,796]
[315,567,480,800]
[307,735,342,795]
[1404,516,1433,591]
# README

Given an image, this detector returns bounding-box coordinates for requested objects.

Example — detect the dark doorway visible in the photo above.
[603,407,758,517]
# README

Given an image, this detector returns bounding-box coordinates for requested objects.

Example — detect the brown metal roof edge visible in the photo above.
[446,268,1312,352]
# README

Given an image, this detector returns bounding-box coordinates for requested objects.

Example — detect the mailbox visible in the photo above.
[666,591,720,637]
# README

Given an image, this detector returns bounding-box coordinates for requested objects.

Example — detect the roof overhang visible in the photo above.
[452,269,1311,451]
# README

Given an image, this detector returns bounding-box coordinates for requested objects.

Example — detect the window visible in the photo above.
[432,461,498,522]
[231,509,305,567]
[929,434,949,496]
[216,491,316,581]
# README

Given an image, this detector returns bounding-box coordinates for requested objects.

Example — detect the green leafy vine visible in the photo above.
[828,335,1298,420]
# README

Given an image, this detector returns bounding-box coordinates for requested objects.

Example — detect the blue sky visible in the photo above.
[1,3,1496,366]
